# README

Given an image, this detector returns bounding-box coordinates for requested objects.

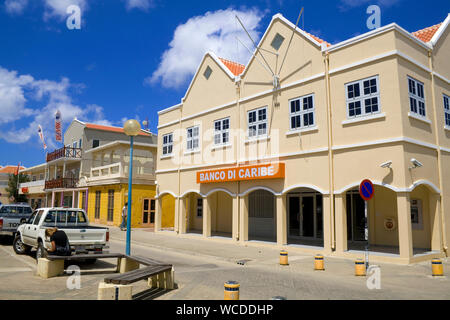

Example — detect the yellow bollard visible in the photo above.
[432,259,444,277]
[280,250,288,265]
[314,255,325,271]
[224,281,240,300]
[355,259,366,276]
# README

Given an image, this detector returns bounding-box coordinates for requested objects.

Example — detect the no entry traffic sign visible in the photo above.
[359,179,374,201]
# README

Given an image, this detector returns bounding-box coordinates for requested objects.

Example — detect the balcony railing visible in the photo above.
[46,146,82,162]
[87,162,155,182]
[45,177,79,190]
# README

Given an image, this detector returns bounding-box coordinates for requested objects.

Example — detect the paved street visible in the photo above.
[0,228,449,300]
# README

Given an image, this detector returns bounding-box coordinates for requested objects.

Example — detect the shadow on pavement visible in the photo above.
[132,284,178,300]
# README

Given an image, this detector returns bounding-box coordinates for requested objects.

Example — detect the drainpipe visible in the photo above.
[324,50,336,251]
[177,106,183,234]
[236,78,241,241]
[428,49,448,256]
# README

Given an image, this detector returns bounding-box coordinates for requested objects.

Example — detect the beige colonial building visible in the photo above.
[155,13,450,264]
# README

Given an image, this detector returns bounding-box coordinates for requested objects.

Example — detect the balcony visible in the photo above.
[46,146,82,162]
[87,162,155,183]
[44,177,79,190]
[18,180,45,195]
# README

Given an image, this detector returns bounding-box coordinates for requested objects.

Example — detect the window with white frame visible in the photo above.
[444,94,450,127]
[186,126,200,151]
[162,133,173,156]
[290,94,315,130]
[214,118,230,145]
[346,76,380,118]
[408,77,426,117]
[248,107,267,138]
[410,199,423,230]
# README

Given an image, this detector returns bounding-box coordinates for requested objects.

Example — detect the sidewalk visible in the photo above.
[100,225,295,265]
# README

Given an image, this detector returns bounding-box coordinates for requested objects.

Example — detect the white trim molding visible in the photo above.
[342,113,386,126]
[156,190,178,199]
[282,184,329,195]
[238,186,282,197]
[179,190,205,198]
[334,179,441,195]
[204,188,236,198]
[408,112,432,124]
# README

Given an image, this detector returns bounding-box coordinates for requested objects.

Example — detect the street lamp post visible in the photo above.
[123,119,141,255]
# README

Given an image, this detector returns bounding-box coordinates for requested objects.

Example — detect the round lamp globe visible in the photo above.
[123,119,141,136]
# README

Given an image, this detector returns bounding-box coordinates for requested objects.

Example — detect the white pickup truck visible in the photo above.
[13,207,109,261]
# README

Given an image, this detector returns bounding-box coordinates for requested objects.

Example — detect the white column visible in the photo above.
[276,194,287,246]
[239,196,248,242]
[232,196,239,242]
[202,197,211,238]
[397,192,413,261]
[334,193,347,253]
[72,190,76,208]
[155,197,162,232]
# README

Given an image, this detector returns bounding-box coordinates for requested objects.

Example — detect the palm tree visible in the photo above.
[6,173,30,203]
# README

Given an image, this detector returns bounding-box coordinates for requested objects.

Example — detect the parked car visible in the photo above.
[13,207,109,261]
[0,203,33,237]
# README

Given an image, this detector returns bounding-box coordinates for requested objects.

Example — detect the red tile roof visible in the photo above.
[85,123,151,137]
[218,58,246,76]
[412,23,442,43]
[304,31,331,47]
[0,166,25,174]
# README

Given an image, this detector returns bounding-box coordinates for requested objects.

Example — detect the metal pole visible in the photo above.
[365,200,369,269]
[126,136,134,256]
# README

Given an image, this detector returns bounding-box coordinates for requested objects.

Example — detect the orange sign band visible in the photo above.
[197,163,285,184]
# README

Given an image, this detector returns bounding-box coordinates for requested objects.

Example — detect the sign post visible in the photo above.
[359,179,374,269]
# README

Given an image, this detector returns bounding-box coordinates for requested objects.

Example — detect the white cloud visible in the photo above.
[148,8,264,89]
[4,0,28,15]
[0,67,35,123]
[43,0,87,20]
[124,0,153,11]
[0,66,111,149]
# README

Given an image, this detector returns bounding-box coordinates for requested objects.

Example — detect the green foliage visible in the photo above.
[5,173,30,203]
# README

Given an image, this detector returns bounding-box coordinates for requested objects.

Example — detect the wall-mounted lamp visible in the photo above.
[409,158,423,169]
[380,161,392,169]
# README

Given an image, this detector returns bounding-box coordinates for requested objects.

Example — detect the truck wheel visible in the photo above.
[13,235,31,255]
[36,242,47,261]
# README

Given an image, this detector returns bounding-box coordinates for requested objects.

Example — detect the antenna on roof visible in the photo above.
[235,15,276,77]
[278,7,304,76]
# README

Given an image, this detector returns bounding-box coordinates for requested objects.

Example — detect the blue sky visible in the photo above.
[0,0,448,168]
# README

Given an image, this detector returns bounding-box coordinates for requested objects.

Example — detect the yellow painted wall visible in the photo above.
[410,185,432,249]
[370,186,399,247]
[161,194,175,228]
[211,192,233,233]
[87,184,160,228]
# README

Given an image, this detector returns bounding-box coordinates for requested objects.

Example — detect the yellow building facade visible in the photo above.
[155,13,450,264]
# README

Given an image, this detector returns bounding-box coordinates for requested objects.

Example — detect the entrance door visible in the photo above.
[346,192,366,242]
[288,195,318,238]
[302,196,314,237]
[142,199,155,228]
[289,196,300,236]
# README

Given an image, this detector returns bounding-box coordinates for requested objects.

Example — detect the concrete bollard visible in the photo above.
[355,259,366,276]
[280,250,288,266]
[148,267,175,289]
[432,259,444,277]
[98,281,132,300]
[117,258,140,274]
[224,281,240,300]
[37,258,64,279]
[314,255,325,271]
